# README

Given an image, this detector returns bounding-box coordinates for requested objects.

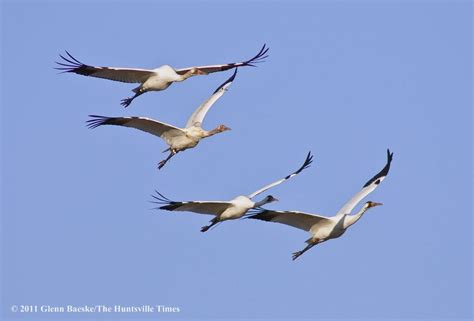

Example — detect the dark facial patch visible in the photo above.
[375,179,381,185]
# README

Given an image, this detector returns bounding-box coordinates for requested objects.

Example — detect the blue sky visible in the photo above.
[1,1,472,320]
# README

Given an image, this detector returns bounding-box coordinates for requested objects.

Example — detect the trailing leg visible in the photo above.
[201,217,220,232]
[158,150,176,170]
[121,90,144,108]
[292,242,316,261]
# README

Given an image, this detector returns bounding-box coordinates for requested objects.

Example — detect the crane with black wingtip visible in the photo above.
[86,70,237,169]
[249,149,393,260]
[152,152,313,232]
[56,44,268,107]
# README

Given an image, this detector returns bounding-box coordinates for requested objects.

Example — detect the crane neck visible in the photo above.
[254,197,271,208]
[343,205,369,229]
[177,70,194,81]
[202,125,229,138]
[202,127,221,138]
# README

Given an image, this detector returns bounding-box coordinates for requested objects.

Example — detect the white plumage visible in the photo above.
[56,45,268,107]
[249,149,393,260]
[86,70,237,169]
[152,152,313,232]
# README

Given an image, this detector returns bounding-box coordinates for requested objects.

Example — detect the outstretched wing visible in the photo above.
[248,152,313,199]
[55,51,154,83]
[175,44,269,75]
[151,191,232,216]
[86,115,184,138]
[248,209,330,232]
[185,69,237,128]
[335,149,394,216]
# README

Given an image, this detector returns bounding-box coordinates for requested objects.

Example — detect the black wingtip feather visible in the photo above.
[55,51,97,76]
[247,209,276,222]
[86,115,110,129]
[229,67,238,80]
[212,68,238,94]
[242,43,270,67]
[387,148,394,162]
[160,203,185,211]
[291,151,314,177]
[150,190,184,211]
[362,149,394,188]
[65,50,83,64]
[153,190,173,202]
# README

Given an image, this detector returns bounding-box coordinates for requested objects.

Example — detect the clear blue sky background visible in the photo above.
[1,1,472,320]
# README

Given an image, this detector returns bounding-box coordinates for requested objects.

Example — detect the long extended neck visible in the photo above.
[254,198,271,208]
[176,70,194,82]
[343,205,369,229]
[202,127,222,138]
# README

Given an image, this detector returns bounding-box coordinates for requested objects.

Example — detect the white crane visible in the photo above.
[86,69,237,169]
[56,45,268,107]
[249,149,393,260]
[151,152,313,232]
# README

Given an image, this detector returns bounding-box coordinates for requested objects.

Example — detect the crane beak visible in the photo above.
[372,202,383,207]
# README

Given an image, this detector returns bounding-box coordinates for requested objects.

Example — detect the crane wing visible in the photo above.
[55,51,154,83]
[335,149,394,216]
[185,69,237,128]
[151,191,232,216]
[248,209,330,232]
[175,44,269,75]
[86,115,184,138]
[248,152,313,199]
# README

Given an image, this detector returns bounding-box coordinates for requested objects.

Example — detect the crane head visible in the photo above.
[265,195,279,203]
[366,201,383,208]
[216,124,231,132]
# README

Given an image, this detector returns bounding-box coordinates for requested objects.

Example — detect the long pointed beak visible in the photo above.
[373,202,383,207]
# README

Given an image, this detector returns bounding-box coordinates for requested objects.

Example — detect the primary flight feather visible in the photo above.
[152,152,313,232]
[56,44,268,107]
[249,149,393,261]
[86,69,237,169]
